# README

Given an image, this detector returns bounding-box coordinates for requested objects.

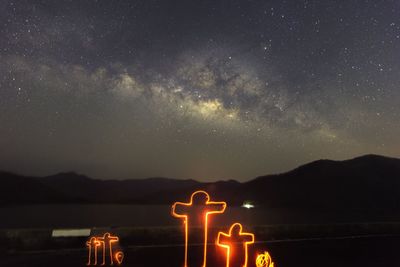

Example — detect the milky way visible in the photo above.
[0,0,399,181]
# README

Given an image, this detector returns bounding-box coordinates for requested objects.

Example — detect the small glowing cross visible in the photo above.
[86,237,101,265]
[217,223,255,267]
[87,233,122,266]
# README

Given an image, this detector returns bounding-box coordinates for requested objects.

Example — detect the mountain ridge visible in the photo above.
[1,154,399,218]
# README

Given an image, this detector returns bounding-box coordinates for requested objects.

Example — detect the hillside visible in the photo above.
[1,155,399,217]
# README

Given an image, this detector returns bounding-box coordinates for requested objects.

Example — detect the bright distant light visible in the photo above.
[241,202,255,209]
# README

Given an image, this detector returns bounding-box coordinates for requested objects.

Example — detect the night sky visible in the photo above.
[1,0,399,181]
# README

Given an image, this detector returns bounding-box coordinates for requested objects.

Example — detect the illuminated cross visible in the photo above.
[172,190,227,267]
[97,233,120,265]
[86,237,101,265]
[217,223,255,267]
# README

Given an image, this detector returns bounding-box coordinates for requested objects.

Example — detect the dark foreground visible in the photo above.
[2,235,400,267]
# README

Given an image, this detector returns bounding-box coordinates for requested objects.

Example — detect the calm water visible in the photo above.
[0,204,396,229]
[0,205,264,229]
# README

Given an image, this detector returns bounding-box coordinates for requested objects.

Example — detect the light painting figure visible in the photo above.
[86,233,123,266]
[255,251,274,267]
[114,251,124,265]
[97,233,120,265]
[86,237,101,265]
[172,190,227,267]
[217,223,255,267]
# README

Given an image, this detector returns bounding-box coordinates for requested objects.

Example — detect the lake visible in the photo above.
[0,204,397,229]
[0,204,260,229]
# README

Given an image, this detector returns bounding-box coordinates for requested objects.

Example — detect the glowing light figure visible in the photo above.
[217,223,255,267]
[172,190,227,267]
[97,233,120,265]
[86,237,101,265]
[255,251,274,267]
[86,233,123,266]
[114,251,124,265]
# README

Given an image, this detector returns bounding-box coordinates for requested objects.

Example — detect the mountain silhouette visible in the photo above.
[240,154,400,211]
[1,154,399,220]
[0,171,69,204]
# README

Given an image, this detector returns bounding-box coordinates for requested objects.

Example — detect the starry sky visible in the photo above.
[0,0,399,181]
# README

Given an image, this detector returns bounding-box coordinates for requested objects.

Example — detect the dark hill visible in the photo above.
[0,171,69,204]
[239,154,400,212]
[38,173,200,203]
[1,154,399,218]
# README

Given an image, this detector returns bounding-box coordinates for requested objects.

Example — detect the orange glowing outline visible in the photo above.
[171,190,227,267]
[86,237,101,265]
[114,251,124,265]
[86,233,122,266]
[255,251,274,267]
[216,223,255,267]
[97,233,120,265]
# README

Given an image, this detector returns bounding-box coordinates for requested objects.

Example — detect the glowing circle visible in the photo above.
[256,251,274,267]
